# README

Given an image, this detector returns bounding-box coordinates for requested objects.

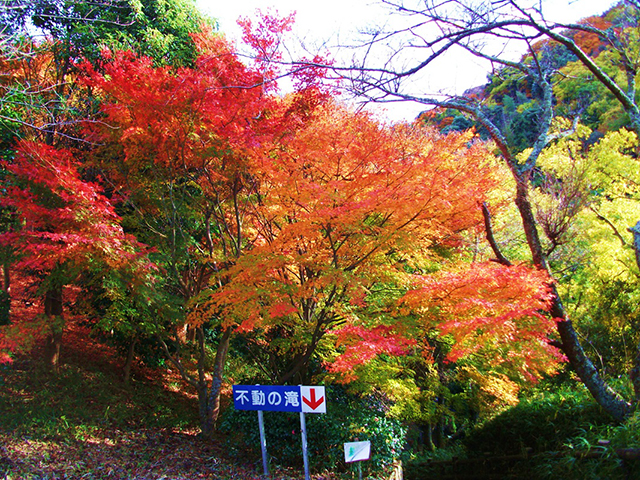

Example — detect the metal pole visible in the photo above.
[258,410,269,478]
[358,461,362,480]
[300,411,310,480]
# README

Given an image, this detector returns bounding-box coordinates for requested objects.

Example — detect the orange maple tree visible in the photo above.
[200,100,552,384]
[400,262,564,382]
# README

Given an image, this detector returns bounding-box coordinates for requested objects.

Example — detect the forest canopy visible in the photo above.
[1,1,640,477]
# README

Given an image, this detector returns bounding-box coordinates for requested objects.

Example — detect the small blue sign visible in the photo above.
[233,385,326,413]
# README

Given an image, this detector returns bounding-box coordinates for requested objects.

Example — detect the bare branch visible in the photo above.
[628,220,640,272]
[590,206,628,248]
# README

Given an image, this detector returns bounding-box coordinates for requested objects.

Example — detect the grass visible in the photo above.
[0,323,326,480]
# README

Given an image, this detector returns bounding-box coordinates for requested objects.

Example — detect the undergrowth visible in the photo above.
[0,325,287,479]
[404,378,640,480]
[0,324,390,479]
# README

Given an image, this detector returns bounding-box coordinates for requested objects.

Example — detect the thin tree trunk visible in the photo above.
[158,325,228,438]
[435,406,446,448]
[198,383,212,436]
[123,338,137,386]
[629,221,640,273]
[553,295,631,421]
[44,287,64,374]
[628,221,640,402]
[426,423,435,451]
[0,261,9,327]
[201,327,232,437]
[2,260,9,292]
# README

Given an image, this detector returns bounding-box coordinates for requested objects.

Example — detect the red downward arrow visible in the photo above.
[302,388,324,410]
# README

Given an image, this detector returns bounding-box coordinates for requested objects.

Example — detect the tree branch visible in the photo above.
[482,202,512,266]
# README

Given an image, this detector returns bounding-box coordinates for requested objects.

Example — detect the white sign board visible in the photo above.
[301,386,326,413]
[344,441,371,463]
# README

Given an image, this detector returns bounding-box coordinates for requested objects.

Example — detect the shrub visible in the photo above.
[463,382,611,456]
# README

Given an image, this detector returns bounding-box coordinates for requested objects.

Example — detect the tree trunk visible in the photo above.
[553,295,631,421]
[176,323,196,343]
[435,409,446,449]
[198,383,213,437]
[123,339,137,386]
[44,287,64,374]
[0,261,9,327]
[2,260,9,293]
[514,178,632,421]
[426,423,435,451]
[200,326,232,437]
[629,221,640,273]
[628,221,640,402]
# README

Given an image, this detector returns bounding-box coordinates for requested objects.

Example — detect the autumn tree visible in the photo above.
[1,0,212,143]
[202,100,561,393]
[531,124,640,396]
[81,7,562,436]
[323,0,640,420]
[0,0,213,373]
[5,0,211,66]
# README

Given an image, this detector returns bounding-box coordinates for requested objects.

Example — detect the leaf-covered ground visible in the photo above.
[0,428,268,479]
[0,323,336,480]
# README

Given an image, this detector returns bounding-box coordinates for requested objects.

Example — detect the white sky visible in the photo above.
[195,0,620,122]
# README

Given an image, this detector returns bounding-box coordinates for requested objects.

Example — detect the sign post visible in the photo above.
[300,411,310,480]
[233,385,327,479]
[258,410,268,477]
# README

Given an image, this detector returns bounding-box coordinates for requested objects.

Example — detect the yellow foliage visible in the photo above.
[534,125,640,280]
[458,365,520,418]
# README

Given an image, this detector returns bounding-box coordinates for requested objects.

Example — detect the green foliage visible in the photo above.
[403,444,468,480]
[553,10,640,134]
[463,382,611,456]
[77,260,184,368]
[219,385,406,475]
[526,408,640,479]
[610,411,640,448]
[504,102,543,153]
[440,114,473,135]
[424,71,550,155]
[403,380,640,480]
[530,454,633,480]
[531,127,640,378]
[11,0,213,67]
[576,277,640,376]
[0,354,197,442]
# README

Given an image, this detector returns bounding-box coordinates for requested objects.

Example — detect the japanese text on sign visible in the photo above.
[233,385,326,413]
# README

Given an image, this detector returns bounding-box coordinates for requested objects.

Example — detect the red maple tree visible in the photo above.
[0,141,153,368]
